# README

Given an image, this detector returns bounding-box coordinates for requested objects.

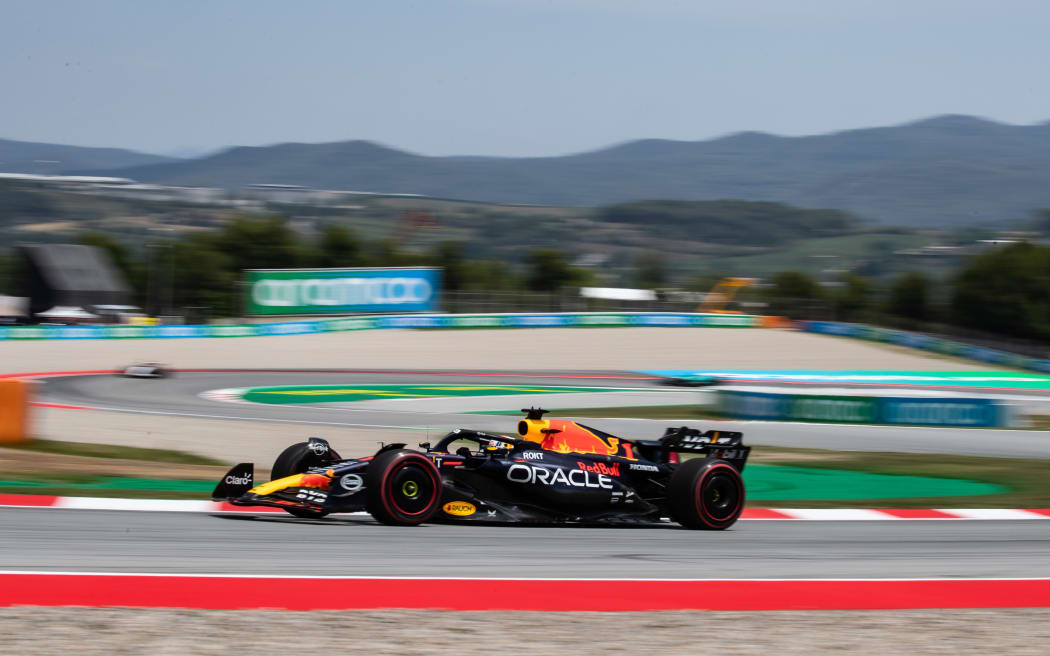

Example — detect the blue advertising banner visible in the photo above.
[716,389,1010,427]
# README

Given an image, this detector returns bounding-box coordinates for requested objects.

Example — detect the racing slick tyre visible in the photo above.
[668,458,745,530]
[365,449,442,526]
[271,442,333,519]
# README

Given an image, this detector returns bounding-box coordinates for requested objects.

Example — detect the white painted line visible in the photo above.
[2,570,1049,582]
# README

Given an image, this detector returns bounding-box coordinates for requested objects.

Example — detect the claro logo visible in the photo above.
[252,277,434,307]
[507,464,612,489]
[225,474,252,485]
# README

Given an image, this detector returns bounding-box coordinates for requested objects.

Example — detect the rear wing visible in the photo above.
[659,427,750,472]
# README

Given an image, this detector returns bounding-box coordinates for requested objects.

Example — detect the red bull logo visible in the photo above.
[541,420,635,459]
[576,461,620,477]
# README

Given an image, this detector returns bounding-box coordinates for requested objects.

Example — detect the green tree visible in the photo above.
[0,252,13,295]
[215,215,301,272]
[171,234,236,318]
[525,249,580,292]
[833,273,871,322]
[634,252,668,289]
[463,259,519,291]
[888,272,931,321]
[764,271,823,318]
[314,224,362,268]
[431,242,466,292]
[951,242,1050,339]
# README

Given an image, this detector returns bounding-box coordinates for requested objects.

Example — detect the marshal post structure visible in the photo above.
[244,267,442,316]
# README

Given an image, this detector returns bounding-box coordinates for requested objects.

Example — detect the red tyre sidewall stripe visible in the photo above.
[380,454,441,520]
[694,463,743,528]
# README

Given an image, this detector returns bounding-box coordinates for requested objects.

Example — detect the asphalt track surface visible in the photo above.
[38,370,1050,459]
[16,368,1050,582]
[4,507,1050,579]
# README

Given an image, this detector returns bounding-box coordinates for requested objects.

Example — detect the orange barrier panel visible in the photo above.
[760,315,794,329]
[0,379,32,444]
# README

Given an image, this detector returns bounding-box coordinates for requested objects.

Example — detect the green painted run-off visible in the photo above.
[240,384,645,405]
[744,464,1003,500]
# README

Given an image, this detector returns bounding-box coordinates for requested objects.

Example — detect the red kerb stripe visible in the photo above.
[30,402,93,410]
[0,494,58,507]
[740,508,794,519]
[1,575,1049,611]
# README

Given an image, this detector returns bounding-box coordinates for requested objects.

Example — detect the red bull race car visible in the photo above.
[212,408,751,530]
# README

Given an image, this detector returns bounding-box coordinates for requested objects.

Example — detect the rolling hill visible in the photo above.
[0,138,177,174]
[72,115,1050,226]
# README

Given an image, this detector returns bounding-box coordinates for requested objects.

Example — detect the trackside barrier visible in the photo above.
[716,389,1016,427]
[0,313,763,341]
[0,380,32,443]
[799,320,1050,375]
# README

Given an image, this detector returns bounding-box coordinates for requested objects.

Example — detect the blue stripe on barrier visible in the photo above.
[0,312,760,341]
[798,321,1050,377]
[715,389,1008,427]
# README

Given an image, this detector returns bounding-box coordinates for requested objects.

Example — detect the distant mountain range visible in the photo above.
[9,115,1050,226]
[0,138,177,174]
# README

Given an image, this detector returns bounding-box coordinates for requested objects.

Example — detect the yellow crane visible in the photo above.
[697,277,755,313]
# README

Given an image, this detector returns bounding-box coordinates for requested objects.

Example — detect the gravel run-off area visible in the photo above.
[2,607,1049,655]
[0,327,1010,374]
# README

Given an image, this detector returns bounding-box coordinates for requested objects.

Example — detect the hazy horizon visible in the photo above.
[5,0,1050,158]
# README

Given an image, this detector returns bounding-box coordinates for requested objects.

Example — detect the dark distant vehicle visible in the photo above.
[660,375,721,387]
[213,408,750,530]
[121,363,170,379]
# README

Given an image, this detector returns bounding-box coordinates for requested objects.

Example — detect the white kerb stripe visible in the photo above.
[775,508,892,521]
[52,497,215,512]
[937,508,1047,520]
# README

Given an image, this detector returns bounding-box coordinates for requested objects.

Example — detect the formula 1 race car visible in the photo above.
[120,363,171,379]
[212,409,751,530]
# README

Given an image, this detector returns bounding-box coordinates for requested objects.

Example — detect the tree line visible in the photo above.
[1,213,1047,346]
[764,241,1050,342]
[0,216,601,319]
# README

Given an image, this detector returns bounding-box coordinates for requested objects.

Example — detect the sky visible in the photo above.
[3,0,1050,158]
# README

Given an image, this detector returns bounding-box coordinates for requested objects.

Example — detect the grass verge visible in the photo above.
[3,439,223,466]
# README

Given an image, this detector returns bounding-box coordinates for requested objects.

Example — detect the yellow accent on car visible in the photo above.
[443,501,476,516]
[250,474,305,495]
[518,418,550,443]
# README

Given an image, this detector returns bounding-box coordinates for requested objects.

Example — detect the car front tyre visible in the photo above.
[365,450,442,526]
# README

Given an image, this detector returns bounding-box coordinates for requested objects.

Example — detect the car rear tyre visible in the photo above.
[366,449,442,526]
[271,442,332,519]
[668,458,744,530]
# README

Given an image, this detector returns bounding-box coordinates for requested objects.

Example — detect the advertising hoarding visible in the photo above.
[244,267,442,315]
